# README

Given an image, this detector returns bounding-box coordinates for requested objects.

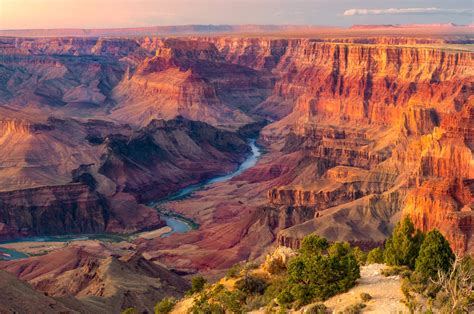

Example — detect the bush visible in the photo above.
[154,297,176,314]
[305,303,327,314]
[366,247,384,264]
[415,229,454,279]
[384,217,424,269]
[352,247,367,265]
[226,263,242,278]
[381,265,411,278]
[190,276,207,294]
[340,302,366,314]
[283,240,360,306]
[121,308,138,314]
[359,292,372,302]
[300,234,329,255]
[243,295,267,311]
[235,274,268,295]
[214,289,246,313]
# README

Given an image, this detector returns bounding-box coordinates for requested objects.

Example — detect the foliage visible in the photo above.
[121,308,138,314]
[226,263,242,278]
[366,247,384,264]
[300,235,329,255]
[305,303,328,314]
[242,294,268,312]
[415,229,455,279]
[359,292,372,302]
[191,295,225,314]
[351,247,367,265]
[154,297,176,314]
[214,288,246,313]
[189,276,207,294]
[235,274,268,295]
[381,265,411,278]
[280,240,360,307]
[265,256,287,275]
[339,302,366,314]
[383,217,424,269]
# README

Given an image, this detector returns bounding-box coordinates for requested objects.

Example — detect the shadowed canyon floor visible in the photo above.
[0,27,472,312]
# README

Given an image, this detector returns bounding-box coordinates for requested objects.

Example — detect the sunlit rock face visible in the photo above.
[0,35,472,258]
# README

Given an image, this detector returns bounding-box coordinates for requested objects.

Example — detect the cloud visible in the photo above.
[343,7,473,16]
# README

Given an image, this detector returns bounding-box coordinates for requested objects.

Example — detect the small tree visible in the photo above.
[352,247,367,265]
[415,229,454,279]
[190,276,207,294]
[384,217,424,269]
[300,234,329,255]
[283,240,360,306]
[367,247,384,264]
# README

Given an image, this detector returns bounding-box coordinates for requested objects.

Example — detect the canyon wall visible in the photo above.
[0,35,472,256]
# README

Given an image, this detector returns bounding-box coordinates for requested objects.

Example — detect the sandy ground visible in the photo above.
[319,263,407,314]
[135,226,172,239]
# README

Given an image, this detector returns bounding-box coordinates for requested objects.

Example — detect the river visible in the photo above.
[154,139,261,237]
[0,139,262,258]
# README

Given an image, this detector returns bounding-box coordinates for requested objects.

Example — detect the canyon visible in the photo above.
[0,27,472,312]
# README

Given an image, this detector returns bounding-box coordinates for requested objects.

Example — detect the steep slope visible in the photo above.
[0,270,91,313]
[111,39,272,127]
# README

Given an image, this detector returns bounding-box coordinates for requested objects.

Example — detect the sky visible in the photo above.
[0,0,472,29]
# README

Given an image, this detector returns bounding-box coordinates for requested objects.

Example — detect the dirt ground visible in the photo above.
[319,263,408,313]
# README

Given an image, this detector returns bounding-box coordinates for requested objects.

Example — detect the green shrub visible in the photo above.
[226,263,242,278]
[191,295,225,314]
[121,308,138,314]
[300,234,329,255]
[381,265,411,277]
[384,217,424,269]
[276,287,295,307]
[366,247,384,264]
[352,247,367,265]
[235,274,268,295]
[359,292,372,302]
[340,302,366,314]
[154,297,176,314]
[305,303,327,314]
[189,276,207,294]
[243,295,267,311]
[283,240,360,306]
[214,289,246,313]
[263,276,288,303]
[415,229,454,279]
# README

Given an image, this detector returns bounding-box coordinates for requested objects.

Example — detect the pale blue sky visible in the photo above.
[1,0,472,29]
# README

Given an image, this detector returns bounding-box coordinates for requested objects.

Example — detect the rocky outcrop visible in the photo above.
[0,183,108,239]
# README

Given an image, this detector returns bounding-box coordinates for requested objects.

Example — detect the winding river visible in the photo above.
[153,139,261,237]
[0,139,262,259]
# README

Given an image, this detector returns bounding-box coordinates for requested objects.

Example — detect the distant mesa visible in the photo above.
[0,23,471,37]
